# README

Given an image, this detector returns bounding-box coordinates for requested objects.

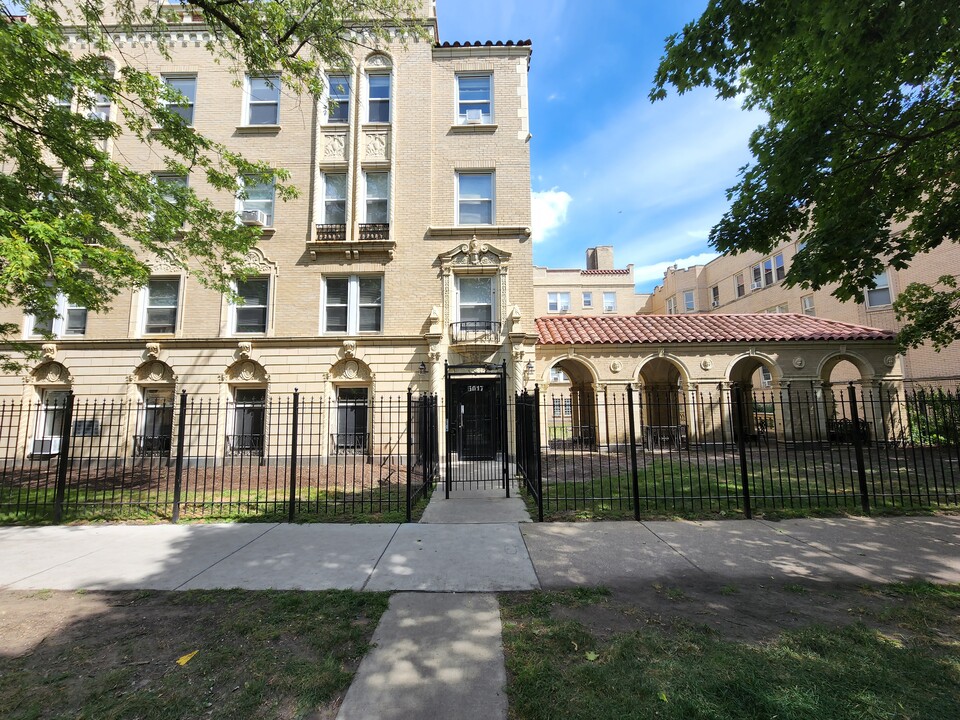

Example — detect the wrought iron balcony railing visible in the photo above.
[359,223,390,241]
[316,223,347,242]
[226,434,264,455]
[449,321,502,344]
[134,434,172,457]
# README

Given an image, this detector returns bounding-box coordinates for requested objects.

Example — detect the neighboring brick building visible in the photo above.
[642,238,960,385]
[533,246,647,318]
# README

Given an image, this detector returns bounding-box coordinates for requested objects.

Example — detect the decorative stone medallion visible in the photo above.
[148,362,166,381]
[793,357,806,369]
[239,361,257,381]
[610,360,623,374]
[884,355,896,368]
[45,364,63,383]
[343,360,360,379]
[700,359,713,371]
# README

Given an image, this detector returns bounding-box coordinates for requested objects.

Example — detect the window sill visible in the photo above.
[449,123,498,134]
[361,122,392,130]
[235,124,281,134]
[429,225,532,239]
[865,304,893,312]
[320,123,349,131]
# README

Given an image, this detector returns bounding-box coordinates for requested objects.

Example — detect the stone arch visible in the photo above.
[30,361,73,388]
[541,356,599,448]
[224,359,269,385]
[817,351,874,384]
[132,360,177,386]
[364,51,393,68]
[541,355,598,388]
[636,355,690,432]
[725,351,782,389]
[725,353,783,443]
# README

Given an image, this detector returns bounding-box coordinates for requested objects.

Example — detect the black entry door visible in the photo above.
[455,380,499,460]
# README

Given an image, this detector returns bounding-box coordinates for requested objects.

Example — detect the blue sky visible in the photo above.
[438,0,764,292]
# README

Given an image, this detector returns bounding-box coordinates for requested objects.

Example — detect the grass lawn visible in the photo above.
[500,582,960,720]
[528,456,960,521]
[0,589,390,719]
[0,483,432,525]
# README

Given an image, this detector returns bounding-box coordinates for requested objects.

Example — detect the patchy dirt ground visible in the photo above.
[547,578,948,644]
[0,589,388,720]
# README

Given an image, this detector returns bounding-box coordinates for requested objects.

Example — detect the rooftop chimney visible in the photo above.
[586,246,614,270]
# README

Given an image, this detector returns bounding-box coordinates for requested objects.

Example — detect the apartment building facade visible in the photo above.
[1,2,537,459]
[644,239,960,384]
[533,246,647,318]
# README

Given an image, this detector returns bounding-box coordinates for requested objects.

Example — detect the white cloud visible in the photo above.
[632,252,721,285]
[531,188,572,243]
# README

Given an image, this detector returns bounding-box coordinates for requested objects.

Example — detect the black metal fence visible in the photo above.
[0,389,438,524]
[515,383,960,520]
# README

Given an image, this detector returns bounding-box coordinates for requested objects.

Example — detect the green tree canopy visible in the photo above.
[0,0,422,369]
[652,0,960,350]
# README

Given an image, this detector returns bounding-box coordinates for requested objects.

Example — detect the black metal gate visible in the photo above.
[444,360,509,497]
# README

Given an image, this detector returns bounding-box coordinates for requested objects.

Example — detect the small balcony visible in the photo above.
[359,223,390,241]
[316,223,347,242]
[449,321,502,350]
[308,223,395,260]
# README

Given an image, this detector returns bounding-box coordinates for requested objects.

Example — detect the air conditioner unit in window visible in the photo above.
[751,281,763,290]
[31,437,60,457]
[465,109,483,124]
[240,209,267,227]
[711,300,720,308]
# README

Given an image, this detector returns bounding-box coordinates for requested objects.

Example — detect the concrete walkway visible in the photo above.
[2,514,959,720]
[2,516,959,591]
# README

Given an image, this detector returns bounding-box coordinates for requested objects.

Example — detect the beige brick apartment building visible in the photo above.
[533,246,647,319]
[0,1,540,458]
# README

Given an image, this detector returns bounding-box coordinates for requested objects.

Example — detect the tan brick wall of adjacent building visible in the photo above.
[532,246,642,318]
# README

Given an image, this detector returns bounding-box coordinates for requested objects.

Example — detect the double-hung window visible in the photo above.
[27,295,87,338]
[139,387,174,456]
[327,74,350,124]
[246,75,280,125]
[154,174,188,227]
[751,265,763,289]
[683,290,695,313]
[233,277,269,334]
[866,271,892,308]
[34,389,70,454]
[323,173,347,224]
[367,74,390,123]
[582,291,593,309]
[801,294,816,316]
[603,292,617,312]
[457,173,493,225]
[457,276,495,327]
[735,273,745,298]
[323,276,383,334]
[239,175,275,227]
[711,285,720,308]
[231,388,266,455]
[162,75,196,124]
[457,74,492,124]
[364,172,389,223]
[547,292,570,313]
[666,296,677,314]
[144,278,180,334]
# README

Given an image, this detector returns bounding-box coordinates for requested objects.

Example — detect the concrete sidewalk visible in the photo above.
[3,515,959,720]
[1,516,959,591]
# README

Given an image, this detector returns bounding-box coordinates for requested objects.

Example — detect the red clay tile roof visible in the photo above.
[536,314,896,345]
[580,269,631,276]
